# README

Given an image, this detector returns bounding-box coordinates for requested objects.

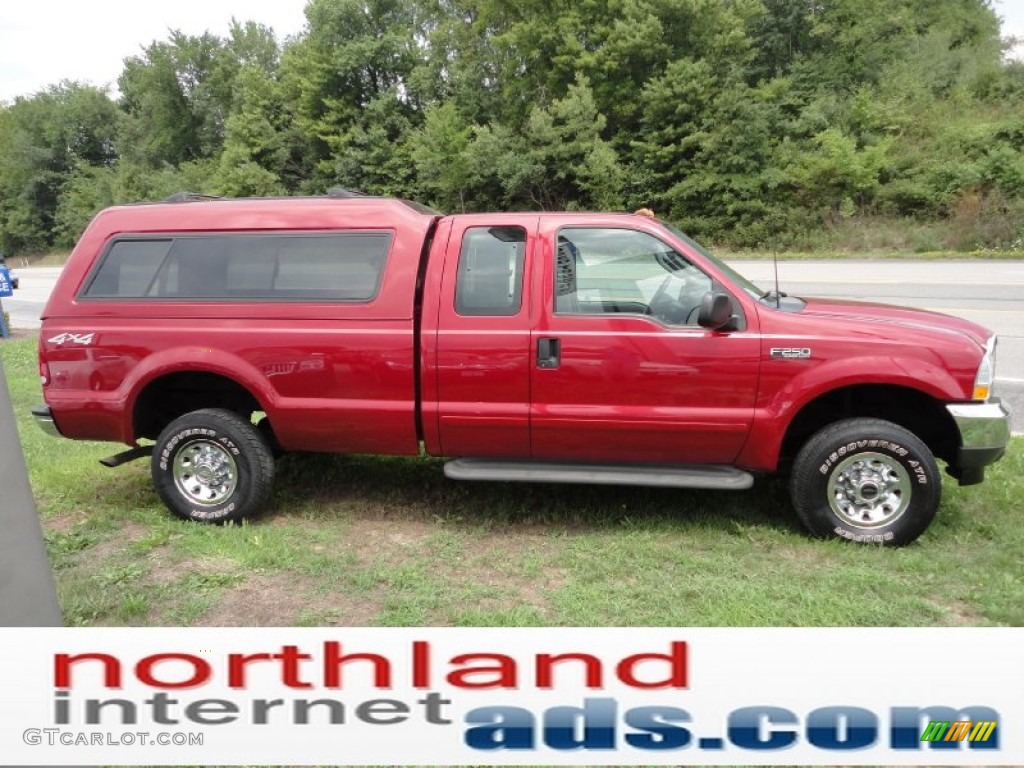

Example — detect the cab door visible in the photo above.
[427,216,537,457]
[529,219,760,465]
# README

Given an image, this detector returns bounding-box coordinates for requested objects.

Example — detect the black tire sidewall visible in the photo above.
[152,410,268,523]
[791,420,940,545]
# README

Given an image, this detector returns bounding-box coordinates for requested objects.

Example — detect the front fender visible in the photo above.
[737,354,964,472]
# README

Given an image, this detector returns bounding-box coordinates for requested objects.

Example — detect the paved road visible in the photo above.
[2,267,61,332]
[6,261,1022,430]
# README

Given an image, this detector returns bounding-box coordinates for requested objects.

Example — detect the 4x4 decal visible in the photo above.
[47,332,95,346]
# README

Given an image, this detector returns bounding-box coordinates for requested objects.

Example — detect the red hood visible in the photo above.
[797,297,991,349]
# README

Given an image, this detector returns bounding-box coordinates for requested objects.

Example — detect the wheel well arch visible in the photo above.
[779,384,959,471]
[132,371,268,442]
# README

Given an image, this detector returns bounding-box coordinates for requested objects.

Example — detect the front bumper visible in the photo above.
[31,406,62,438]
[945,399,1012,485]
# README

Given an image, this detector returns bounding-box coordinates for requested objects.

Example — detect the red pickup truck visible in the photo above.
[33,193,1011,545]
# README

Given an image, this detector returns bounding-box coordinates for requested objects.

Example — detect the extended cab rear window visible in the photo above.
[81,232,392,302]
[455,226,526,316]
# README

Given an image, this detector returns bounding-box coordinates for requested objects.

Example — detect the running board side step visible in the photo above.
[444,459,754,490]
[99,445,153,468]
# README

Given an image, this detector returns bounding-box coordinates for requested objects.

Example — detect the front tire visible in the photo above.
[790,418,940,546]
[152,408,274,523]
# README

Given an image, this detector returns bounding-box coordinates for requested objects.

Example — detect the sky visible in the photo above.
[996,0,1024,57]
[0,0,1022,103]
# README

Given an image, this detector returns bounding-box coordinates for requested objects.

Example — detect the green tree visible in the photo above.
[0,83,119,253]
[410,102,474,210]
[514,75,624,210]
[215,65,287,196]
[53,166,117,247]
[279,0,425,191]
[0,0,1021,252]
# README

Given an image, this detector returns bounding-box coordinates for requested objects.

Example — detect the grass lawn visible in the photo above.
[2,336,1021,627]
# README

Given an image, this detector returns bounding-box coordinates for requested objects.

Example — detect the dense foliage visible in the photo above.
[1,0,1022,253]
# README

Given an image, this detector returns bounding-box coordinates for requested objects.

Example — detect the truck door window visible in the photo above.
[455,226,526,316]
[555,228,713,326]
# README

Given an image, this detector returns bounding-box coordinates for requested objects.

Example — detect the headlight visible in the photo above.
[972,335,997,401]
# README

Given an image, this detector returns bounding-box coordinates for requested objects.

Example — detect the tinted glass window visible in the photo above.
[455,226,526,316]
[85,240,173,298]
[555,228,712,326]
[83,233,391,301]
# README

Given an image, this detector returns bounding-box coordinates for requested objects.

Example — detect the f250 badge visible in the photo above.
[47,332,95,346]
[770,347,812,359]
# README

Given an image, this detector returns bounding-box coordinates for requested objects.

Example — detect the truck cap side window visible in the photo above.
[81,232,392,302]
[84,239,173,298]
[455,226,526,316]
[555,227,714,327]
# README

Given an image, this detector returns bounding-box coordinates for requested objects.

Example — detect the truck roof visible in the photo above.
[90,194,441,235]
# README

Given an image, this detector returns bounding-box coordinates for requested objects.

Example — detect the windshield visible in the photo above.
[657,222,764,300]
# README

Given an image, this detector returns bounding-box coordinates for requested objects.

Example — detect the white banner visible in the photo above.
[0,627,1019,765]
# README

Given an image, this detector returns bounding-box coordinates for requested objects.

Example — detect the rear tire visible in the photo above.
[790,418,940,546]
[152,408,274,524]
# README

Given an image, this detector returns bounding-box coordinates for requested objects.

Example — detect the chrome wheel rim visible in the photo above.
[828,451,911,529]
[173,439,238,506]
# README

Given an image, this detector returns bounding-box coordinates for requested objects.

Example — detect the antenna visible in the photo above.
[773,244,781,309]
[771,216,781,308]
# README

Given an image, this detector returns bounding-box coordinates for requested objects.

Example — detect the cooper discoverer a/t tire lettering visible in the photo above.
[152,408,274,524]
[789,418,940,546]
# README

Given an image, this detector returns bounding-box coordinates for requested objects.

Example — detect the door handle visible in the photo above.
[537,337,561,369]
